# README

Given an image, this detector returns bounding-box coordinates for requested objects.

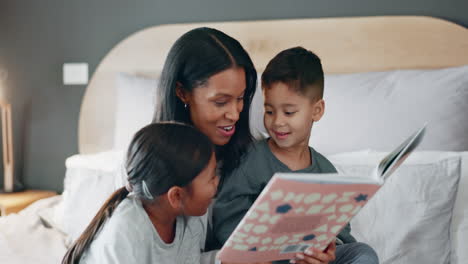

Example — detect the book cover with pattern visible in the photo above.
[217,175,380,263]
[217,125,426,263]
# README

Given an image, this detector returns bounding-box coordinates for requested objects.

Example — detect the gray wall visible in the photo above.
[0,0,467,192]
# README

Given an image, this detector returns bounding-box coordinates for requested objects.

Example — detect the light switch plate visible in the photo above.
[63,63,88,85]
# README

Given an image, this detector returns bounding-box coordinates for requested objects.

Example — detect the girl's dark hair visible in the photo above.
[153,27,256,181]
[62,122,213,264]
[262,46,324,99]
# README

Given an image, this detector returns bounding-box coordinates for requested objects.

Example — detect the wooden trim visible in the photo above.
[0,190,57,216]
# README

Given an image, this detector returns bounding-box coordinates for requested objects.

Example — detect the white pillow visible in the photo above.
[249,75,268,140]
[114,73,157,150]
[310,65,468,154]
[328,151,461,264]
[61,150,125,241]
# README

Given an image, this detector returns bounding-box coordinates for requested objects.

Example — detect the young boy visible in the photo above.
[213,47,378,264]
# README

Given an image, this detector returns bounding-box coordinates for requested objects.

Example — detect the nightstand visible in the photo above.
[0,190,57,216]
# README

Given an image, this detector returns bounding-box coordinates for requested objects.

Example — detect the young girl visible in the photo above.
[62,122,219,264]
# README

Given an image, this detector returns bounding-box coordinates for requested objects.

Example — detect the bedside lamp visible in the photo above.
[0,101,13,193]
[0,67,15,193]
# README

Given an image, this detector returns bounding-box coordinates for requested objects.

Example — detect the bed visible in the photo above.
[1,16,467,264]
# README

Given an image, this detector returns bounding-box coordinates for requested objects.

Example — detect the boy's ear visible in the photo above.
[175,82,190,105]
[167,186,185,210]
[311,99,325,122]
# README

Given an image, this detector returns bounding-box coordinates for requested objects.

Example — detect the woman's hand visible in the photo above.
[291,239,336,264]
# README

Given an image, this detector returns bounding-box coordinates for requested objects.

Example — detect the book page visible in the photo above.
[376,124,426,180]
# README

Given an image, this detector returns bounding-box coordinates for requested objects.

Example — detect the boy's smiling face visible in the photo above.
[263,82,324,150]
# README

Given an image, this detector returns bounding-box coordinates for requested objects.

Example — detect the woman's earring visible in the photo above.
[184,103,188,109]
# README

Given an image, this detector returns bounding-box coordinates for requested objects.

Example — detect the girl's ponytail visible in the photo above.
[62,187,129,264]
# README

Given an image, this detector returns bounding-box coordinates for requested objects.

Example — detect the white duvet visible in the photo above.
[1,150,467,264]
[0,196,67,264]
[0,150,124,264]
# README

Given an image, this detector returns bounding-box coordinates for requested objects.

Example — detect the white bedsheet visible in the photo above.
[0,196,67,264]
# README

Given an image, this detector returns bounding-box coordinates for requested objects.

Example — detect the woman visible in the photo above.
[153,27,257,185]
[153,27,256,262]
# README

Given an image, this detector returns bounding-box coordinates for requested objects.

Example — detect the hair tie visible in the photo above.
[125,182,133,192]
[142,180,154,200]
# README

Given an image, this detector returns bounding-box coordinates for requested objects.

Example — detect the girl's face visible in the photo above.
[177,67,246,146]
[184,153,219,216]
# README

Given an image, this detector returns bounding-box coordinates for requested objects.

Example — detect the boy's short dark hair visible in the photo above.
[261,46,324,100]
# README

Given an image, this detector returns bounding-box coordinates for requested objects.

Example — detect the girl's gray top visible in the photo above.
[80,195,206,264]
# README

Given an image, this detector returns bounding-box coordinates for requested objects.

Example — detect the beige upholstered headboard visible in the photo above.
[79,16,468,154]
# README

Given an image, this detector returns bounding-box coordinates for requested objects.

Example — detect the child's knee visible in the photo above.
[336,242,379,264]
[352,242,379,263]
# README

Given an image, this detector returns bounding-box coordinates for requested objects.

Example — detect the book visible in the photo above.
[216,124,426,263]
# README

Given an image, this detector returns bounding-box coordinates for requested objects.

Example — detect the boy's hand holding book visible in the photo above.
[292,239,336,264]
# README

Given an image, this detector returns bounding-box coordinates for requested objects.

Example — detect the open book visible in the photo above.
[217,125,426,263]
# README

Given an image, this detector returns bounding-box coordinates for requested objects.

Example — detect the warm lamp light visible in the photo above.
[0,101,14,192]
[0,67,16,193]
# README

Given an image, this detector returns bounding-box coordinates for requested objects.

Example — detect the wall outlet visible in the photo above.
[63,63,88,85]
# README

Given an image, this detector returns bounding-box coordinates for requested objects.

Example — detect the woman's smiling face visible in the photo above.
[177,67,246,146]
